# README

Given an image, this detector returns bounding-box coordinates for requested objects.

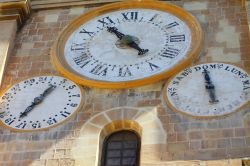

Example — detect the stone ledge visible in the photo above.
[0,0,31,28]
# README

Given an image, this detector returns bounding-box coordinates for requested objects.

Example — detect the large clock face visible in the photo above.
[0,75,84,131]
[51,1,203,88]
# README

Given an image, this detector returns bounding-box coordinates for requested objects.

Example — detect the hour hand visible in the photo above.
[202,69,219,103]
[107,26,125,39]
[20,103,36,118]
[19,84,56,118]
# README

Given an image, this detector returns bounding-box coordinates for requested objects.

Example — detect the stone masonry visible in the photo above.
[0,0,250,166]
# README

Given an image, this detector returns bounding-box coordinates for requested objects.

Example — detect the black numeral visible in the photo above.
[90,64,108,76]
[15,122,27,129]
[170,35,185,42]
[79,28,95,37]
[71,94,80,97]
[118,67,132,77]
[5,118,14,125]
[24,79,35,85]
[70,103,78,107]
[160,47,180,59]
[148,62,160,71]
[73,54,91,68]
[122,12,138,20]
[61,111,71,118]
[47,118,57,125]
[149,14,158,22]
[71,43,85,51]
[166,22,179,29]
[68,85,76,89]
[98,16,114,27]
[32,122,41,129]
[38,77,47,82]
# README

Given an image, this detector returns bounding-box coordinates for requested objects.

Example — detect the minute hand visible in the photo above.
[202,69,219,103]
[19,84,56,118]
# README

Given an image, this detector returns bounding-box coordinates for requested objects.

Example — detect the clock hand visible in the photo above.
[107,26,149,55]
[107,26,125,39]
[202,69,219,103]
[19,84,56,118]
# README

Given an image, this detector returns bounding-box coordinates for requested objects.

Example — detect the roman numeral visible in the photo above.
[118,67,132,77]
[166,21,179,29]
[148,62,160,71]
[98,16,115,27]
[160,47,180,59]
[149,14,158,22]
[122,12,138,20]
[79,28,95,37]
[90,64,108,76]
[73,54,91,68]
[73,53,90,64]
[71,43,85,51]
[170,35,185,42]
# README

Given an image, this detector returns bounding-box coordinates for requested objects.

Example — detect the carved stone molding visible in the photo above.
[0,0,31,28]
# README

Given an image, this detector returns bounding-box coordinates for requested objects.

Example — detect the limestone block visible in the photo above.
[90,113,110,128]
[216,20,240,48]
[183,1,208,11]
[45,14,59,23]
[69,7,86,15]
[142,131,166,144]
[207,47,241,62]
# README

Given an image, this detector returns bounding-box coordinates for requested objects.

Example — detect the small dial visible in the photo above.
[51,1,203,88]
[0,75,84,131]
[163,63,250,117]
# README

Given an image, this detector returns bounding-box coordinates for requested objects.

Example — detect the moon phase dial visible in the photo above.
[164,63,250,117]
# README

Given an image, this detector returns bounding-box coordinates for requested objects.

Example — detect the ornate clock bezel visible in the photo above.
[0,74,85,132]
[51,1,203,89]
[163,62,250,118]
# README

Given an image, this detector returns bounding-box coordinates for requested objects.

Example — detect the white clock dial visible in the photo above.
[64,9,191,82]
[0,75,84,131]
[164,63,250,117]
[52,1,203,88]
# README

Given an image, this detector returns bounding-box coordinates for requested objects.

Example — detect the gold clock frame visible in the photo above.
[163,62,250,119]
[51,1,203,89]
[0,74,85,132]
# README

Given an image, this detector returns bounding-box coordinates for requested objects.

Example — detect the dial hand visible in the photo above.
[19,84,56,118]
[202,69,219,103]
[107,27,149,55]
[107,26,125,39]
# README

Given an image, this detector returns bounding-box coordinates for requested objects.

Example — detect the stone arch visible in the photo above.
[71,107,167,166]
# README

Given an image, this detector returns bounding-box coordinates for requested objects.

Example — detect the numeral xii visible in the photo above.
[122,12,138,20]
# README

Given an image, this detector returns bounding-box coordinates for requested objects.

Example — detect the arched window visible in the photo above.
[101,130,140,166]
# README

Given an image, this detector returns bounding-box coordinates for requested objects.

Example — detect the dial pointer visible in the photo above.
[107,26,149,55]
[202,69,219,104]
[19,84,56,118]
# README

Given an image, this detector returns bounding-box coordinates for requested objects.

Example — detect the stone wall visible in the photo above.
[0,0,250,166]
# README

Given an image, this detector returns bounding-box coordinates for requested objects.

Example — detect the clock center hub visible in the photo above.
[115,35,140,49]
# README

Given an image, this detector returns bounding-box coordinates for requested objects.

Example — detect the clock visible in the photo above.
[163,63,250,117]
[0,75,84,131]
[51,1,203,88]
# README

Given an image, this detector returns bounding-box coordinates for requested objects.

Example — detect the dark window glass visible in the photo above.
[102,131,140,166]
